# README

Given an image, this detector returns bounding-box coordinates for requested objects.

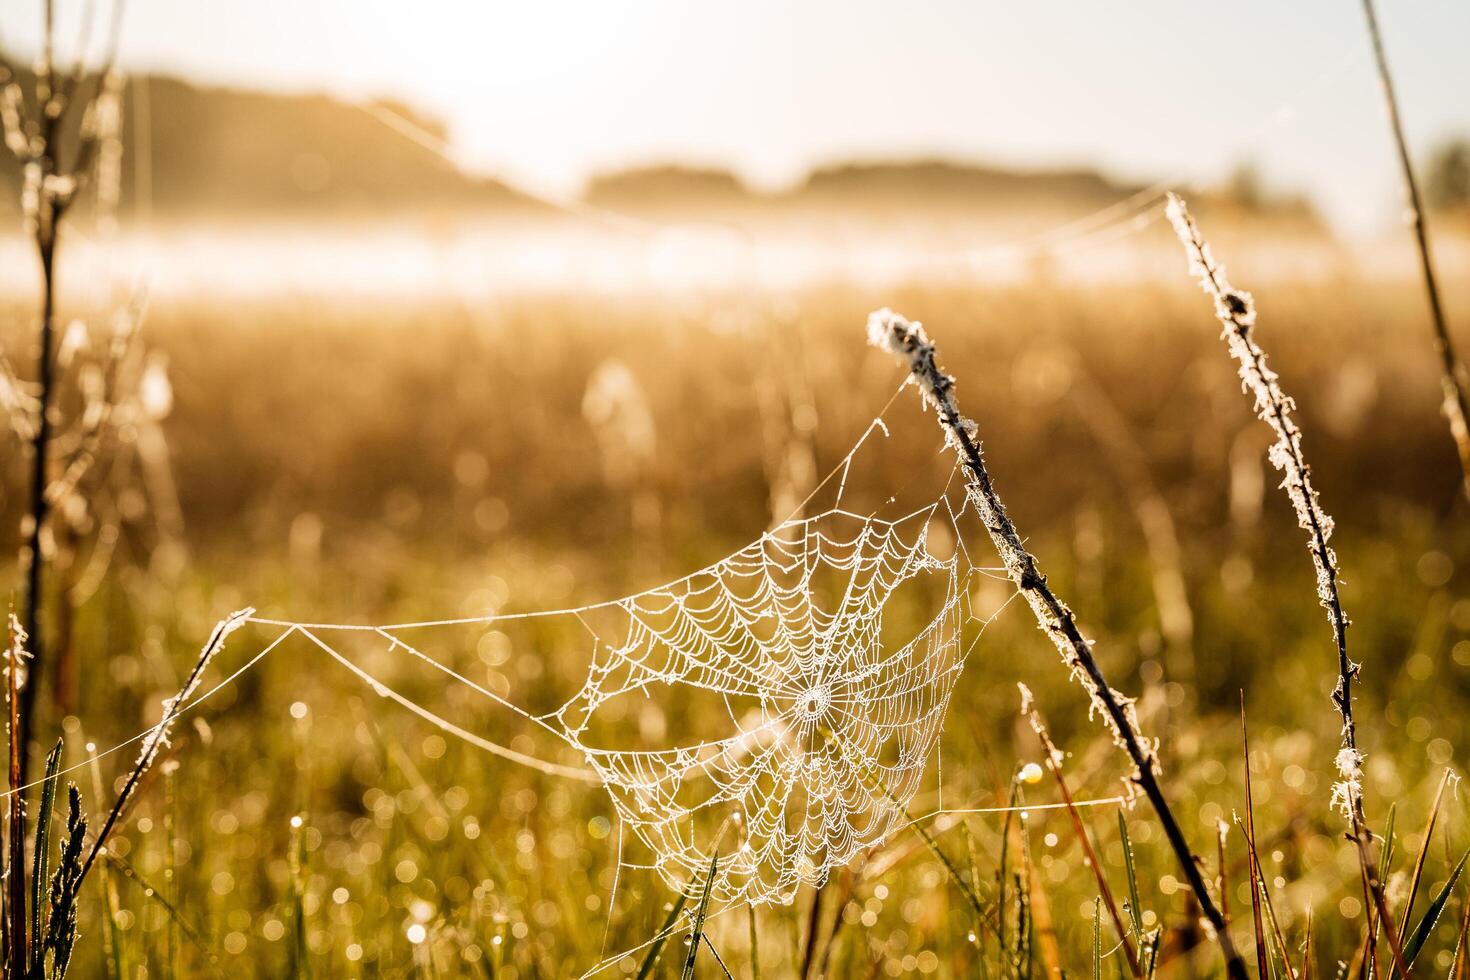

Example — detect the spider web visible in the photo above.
[555,504,969,907]
[238,401,1007,929]
[7,386,1042,976]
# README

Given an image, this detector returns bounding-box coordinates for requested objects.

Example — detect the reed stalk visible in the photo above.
[77,608,251,884]
[1018,684,1141,979]
[1,0,128,787]
[1359,0,1470,502]
[867,310,1248,980]
[1165,194,1408,978]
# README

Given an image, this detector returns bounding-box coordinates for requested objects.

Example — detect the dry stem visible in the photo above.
[1019,684,1142,978]
[868,311,1248,980]
[1360,0,1470,502]
[77,608,251,884]
[1166,194,1408,979]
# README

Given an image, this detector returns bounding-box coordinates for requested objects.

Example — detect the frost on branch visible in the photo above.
[135,607,253,769]
[867,308,1158,793]
[1167,193,1347,654]
[1331,747,1365,820]
[868,309,951,415]
[1169,193,1365,819]
[5,612,31,691]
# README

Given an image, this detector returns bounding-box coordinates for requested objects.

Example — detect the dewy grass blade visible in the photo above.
[1093,897,1103,980]
[1395,770,1451,950]
[1402,847,1470,970]
[634,894,688,980]
[30,739,63,969]
[1118,812,1143,948]
[681,851,719,980]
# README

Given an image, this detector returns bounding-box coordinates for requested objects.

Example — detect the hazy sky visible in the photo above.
[6,1,1469,233]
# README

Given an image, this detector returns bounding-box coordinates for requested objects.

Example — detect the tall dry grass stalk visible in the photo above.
[1018,684,1142,979]
[1359,0,1470,502]
[1165,193,1408,978]
[0,0,128,784]
[77,607,251,884]
[1164,196,1361,809]
[867,310,1249,980]
[0,607,246,979]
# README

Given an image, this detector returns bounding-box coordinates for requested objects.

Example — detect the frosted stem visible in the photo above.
[868,309,1247,980]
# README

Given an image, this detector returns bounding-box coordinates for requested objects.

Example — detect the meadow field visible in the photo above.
[4,4,1470,978]
[4,258,1466,977]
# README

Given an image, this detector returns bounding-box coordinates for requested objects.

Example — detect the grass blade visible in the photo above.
[961,821,987,947]
[1379,804,1398,885]
[1217,819,1231,931]
[1118,812,1146,949]
[1021,692,1140,977]
[799,880,825,980]
[86,744,129,980]
[680,851,719,980]
[164,762,179,980]
[1093,897,1103,980]
[1239,818,1297,980]
[103,852,222,976]
[1242,700,1271,980]
[1395,769,1451,949]
[1025,838,1064,980]
[634,894,688,980]
[7,623,28,978]
[289,812,311,979]
[1402,846,1470,969]
[1450,896,1469,980]
[1019,814,1036,980]
[852,750,989,921]
[1367,803,1398,978]
[1301,908,1314,980]
[999,776,1019,961]
[746,901,761,980]
[29,739,62,968]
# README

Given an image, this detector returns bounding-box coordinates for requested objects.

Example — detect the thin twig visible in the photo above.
[1360,0,1470,501]
[1241,700,1271,980]
[1167,195,1363,808]
[1019,684,1142,978]
[12,0,131,787]
[867,311,1248,980]
[19,56,65,788]
[1396,768,1452,950]
[77,609,252,884]
[1167,194,1409,980]
[6,615,29,975]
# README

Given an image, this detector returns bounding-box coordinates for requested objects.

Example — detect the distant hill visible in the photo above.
[793,159,1137,210]
[0,72,546,220]
[571,158,1320,229]
[0,70,1321,227]
[584,165,752,210]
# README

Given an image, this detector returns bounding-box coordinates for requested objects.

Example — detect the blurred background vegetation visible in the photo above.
[1,42,1469,980]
